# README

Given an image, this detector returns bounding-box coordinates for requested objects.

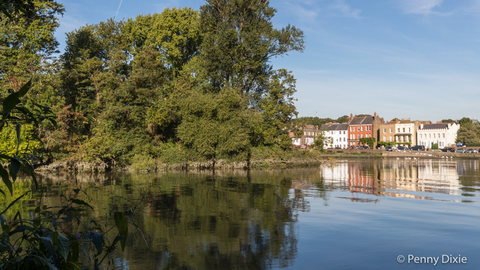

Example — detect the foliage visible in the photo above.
[124,8,202,77]
[0,0,64,94]
[359,137,376,148]
[432,143,438,149]
[0,123,40,156]
[456,124,480,146]
[459,117,472,126]
[0,188,144,270]
[177,87,255,161]
[313,129,332,151]
[254,69,298,146]
[377,141,396,147]
[442,119,455,123]
[292,115,348,127]
[198,0,304,96]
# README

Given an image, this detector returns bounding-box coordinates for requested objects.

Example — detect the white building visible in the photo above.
[319,123,348,149]
[417,123,459,149]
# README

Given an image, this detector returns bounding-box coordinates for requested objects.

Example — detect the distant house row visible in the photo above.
[290,113,460,149]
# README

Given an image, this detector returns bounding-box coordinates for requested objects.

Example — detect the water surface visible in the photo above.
[5,159,480,269]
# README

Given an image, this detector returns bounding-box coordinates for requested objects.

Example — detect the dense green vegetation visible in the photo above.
[0,0,306,169]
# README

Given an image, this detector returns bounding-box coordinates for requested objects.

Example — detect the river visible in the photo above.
[4,158,480,269]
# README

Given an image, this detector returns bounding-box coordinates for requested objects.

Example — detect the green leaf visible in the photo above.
[17,79,31,98]
[2,92,20,115]
[15,122,21,154]
[90,232,103,254]
[0,166,12,195]
[8,225,31,236]
[70,199,94,210]
[57,233,70,262]
[1,191,30,215]
[114,212,123,232]
[53,231,59,249]
[10,158,20,176]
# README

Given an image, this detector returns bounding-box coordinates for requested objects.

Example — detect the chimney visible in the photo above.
[350,113,353,121]
[374,112,377,119]
[437,121,442,124]
[420,124,424,129]
[328,122,332,126]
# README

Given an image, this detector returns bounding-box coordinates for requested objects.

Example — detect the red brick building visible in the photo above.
[347,113,384,147]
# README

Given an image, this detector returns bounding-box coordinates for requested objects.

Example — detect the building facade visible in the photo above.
[290,125,319,146]
[417,123,459,149]
[319,123,348,149]
[379,121,396,144]
[347,113,384,147]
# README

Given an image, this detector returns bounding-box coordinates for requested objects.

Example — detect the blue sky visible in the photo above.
[55,0,480,122]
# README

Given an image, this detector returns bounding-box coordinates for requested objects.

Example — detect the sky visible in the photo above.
[55,0,480,122]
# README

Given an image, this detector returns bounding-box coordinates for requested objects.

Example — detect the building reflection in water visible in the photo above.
[319,159,462,201]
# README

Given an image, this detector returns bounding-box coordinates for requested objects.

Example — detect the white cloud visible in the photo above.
[283,2,319,22]
[399,0,444,15]
[330,0,362,18]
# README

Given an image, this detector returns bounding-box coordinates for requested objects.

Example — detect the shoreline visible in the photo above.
[33,151,479,174]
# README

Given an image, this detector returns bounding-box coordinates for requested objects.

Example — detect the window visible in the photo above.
[360,134,363,138]
[403,128,405,132]
[383,136,386,141]
[438,133,440,138]
[408,128,411,132]
[389,136,393,141]
[397,128,400,132]
[429,134,431,139]
[433,133,435,138]
[383,128,386,133]
[353,134,356,139]
[443,133,445,138]
[420,134,422,139]
[389,128,392,133]
[360,126,363,131]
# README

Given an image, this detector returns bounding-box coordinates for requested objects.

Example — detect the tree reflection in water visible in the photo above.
[139,173,304,270]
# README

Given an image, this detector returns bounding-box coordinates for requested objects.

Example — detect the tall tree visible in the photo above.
[198,0,304,97]
[178,0,305,159]
[0,0,64,93]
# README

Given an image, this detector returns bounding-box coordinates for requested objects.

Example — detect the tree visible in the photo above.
[124,8,202,78]
[313,129,332,151]
[456,124,479,146]
[442,119,454,123]
[176,0,304,160]
[0,0,64,94]
[459,117,472,126]
[177,87,255,161]
[198,0,304,96]
[254,69,298,146]
[359,137,376,148]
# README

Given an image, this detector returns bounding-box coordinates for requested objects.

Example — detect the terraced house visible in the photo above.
[290,125,319,146]
[394,119,430,147]
[347,113,384,147]
[319,122,348,149]
[418,122,459,149]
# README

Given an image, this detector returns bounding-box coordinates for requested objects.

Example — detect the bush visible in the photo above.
[131,154,158,171]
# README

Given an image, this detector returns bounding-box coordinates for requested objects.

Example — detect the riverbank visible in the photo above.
[34,152,382,174]
[34,150,479,174]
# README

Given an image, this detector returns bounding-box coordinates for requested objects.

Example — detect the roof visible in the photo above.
[320,123,348,131]
[349,116,374,125]
[421,124,449,130]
